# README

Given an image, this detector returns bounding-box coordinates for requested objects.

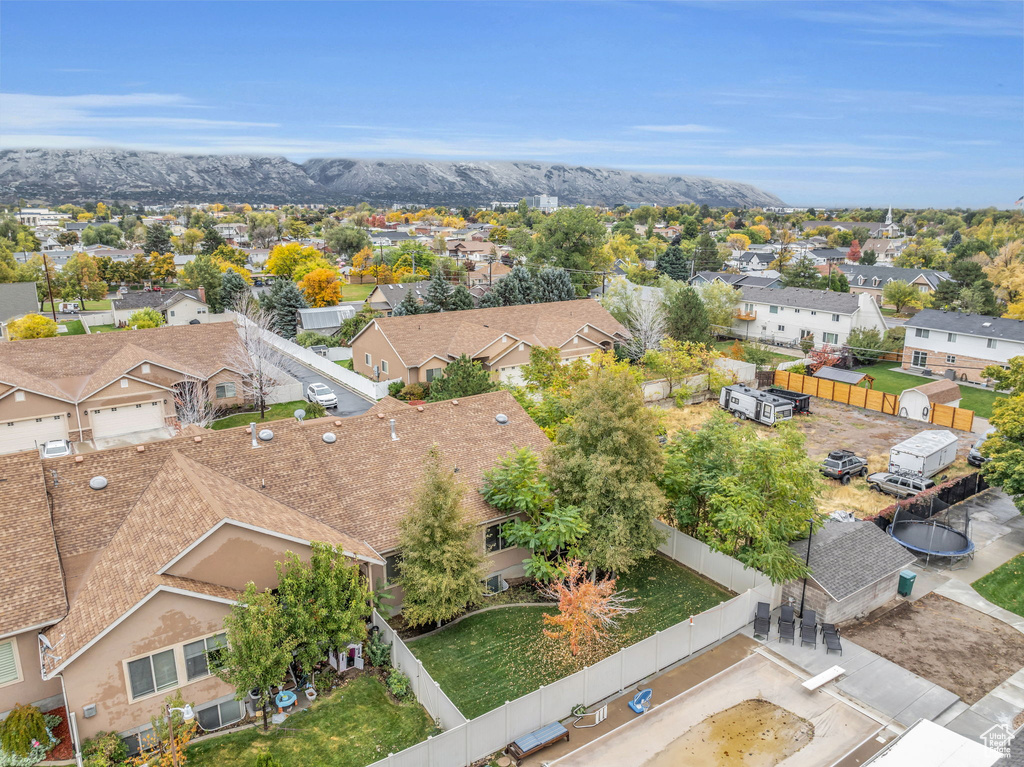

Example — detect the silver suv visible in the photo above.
[866,472,935,499]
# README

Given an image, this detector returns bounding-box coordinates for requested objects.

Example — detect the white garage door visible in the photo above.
[90,401,165,439]
[0,414,68,455]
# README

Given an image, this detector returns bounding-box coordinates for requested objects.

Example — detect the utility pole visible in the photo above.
[42,252,57,321]
[798,518,814,616]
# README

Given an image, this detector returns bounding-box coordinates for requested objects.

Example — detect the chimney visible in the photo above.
[389,418,398,441]
[197,285,206,304]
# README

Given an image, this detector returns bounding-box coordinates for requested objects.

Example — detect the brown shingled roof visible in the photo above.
[0,323,240,400]
[910,378,962,405]
[358,300,628,368]
[0,452,67,636]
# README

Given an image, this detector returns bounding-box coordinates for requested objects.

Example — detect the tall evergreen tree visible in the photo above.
[426,355,498,402]
[534,267,577,302]
[449,284,475,311]
[480,265,538,307]
[656,245,690,280]
[692,234,723,272]
[546,365,666,574]
[144,224,171,255]
[392,289,423,316]
[201,227,226,255]
[947,229,962,251]
[781,254,821,288]
[860,250,878,266]
[423,269,454,312]
[664,284,712,344]
[261,278,308,336]
[220,270,249,310]
[398,447,484,627]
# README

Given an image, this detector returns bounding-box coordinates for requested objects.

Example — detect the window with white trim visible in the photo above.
[0,639,21,686]
[769,305,779,314]
[365,353,372,366]
[912,350,928,368]
[946,355,956,364]
[183,633,227,681]
[215,382,236,399]
[485,522,511,553]
[777,324,785,331]
[381,359,389,374]
[425,367,442,382]
[987,338,998,349]
[127,649,177,700]
[195,698,243,731]
[823,332,839,344]
[831,314,840,322]
[14,392,25,402]
[947,333,957,343]
[914,328,930,339]
[384,553,402,586]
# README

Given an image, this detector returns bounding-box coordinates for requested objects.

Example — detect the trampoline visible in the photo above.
[888,520,974,556]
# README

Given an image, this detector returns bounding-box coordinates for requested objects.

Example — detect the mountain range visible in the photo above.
[0,148,784,208]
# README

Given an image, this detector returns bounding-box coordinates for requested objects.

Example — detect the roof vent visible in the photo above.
[294,408,306,422]
[258,429,274,442]
[89,476,108,491]
[323,432,337,444]
[389,418,398,441]
[495,413,509,425]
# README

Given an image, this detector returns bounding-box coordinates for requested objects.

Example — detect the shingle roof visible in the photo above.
[839,265,949,289]
[111,290,204,312]
[0,282,40,323]
[693,271,778,288]
[369,281,431,309]
[905,309,1024,343]
[910,379,962,405]
[738,285,861,314]
[0,323,240,400]
[0,451,67,636]
[360,300,628,368]
[790,520,914,601]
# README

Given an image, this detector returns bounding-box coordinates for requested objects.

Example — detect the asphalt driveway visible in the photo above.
[276,356,374,418]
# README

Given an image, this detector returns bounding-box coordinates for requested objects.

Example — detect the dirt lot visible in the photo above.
[843,593,1024,705]
[659,399,979,519]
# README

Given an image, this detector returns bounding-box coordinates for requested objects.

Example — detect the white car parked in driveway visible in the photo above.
[41,439,73,458]
[305,382,338,409]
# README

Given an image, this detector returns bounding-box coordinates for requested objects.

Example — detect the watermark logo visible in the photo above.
[981,723,1014,756]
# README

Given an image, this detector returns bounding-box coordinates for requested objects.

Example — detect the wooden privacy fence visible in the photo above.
[773,370,899,415]
[773,370,975,431]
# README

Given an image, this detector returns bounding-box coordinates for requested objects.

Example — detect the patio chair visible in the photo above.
[820,622,838,637]
[628,689,653,715]
[779,604,795,630]
[572,704,608,729]
[779,619,795,644]
[824,629,843,656]
[801,609,817,629]
[800,623,817,649]
[506,722,569,766]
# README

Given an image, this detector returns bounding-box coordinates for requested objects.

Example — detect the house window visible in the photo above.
[195,699,243,731]
[987,338,998,349]
[794,309,801,314]
[142,364,151,373]
[365,353,372,366]
[121,379,129,388]
[810,311,817,316]
[14,392,25,402]
[381,360,389,375]
[947,333,957,343]
[425,367,443,382]
[777,325,785,332]
[0,639,21,686]
[183,633,227,681]
[831,314,840,322]
[384,554,402,586]
[912,350,928,368]
[121,727,156,758]
[127,649,178,700]
[769,305,779,314]
[169,311,175,317]
[914,328,930,339]
[215,382,236,399]
[823,332,839,344]
[485,522,511,553]
[946,355,957,364]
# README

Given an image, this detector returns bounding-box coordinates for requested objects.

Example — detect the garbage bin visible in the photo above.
[898,569,916,597]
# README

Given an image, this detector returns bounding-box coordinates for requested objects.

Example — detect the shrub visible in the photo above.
[304,401,326,419]
[313,667,337,695]
[388,380,406,398]
[728,339,744,360]
[295,330,338,348]
[81,731,128,767]
[386,669,412,700]
[255,755,282,767]
[366,631,391,668]
[786,363,808,376]
[0,704,47,756]
[398,382,426,402]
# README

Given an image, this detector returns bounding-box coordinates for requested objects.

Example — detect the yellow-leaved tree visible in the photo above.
[266,242,322,278]
[726,233,751,252]
[8,313,58,340]
[298,268,342,307]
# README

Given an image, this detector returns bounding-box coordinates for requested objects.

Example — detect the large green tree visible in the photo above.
[663,283,712,345]
[426,355,498,401]
[398,447,484,627]
[326,226,371,259]
[692,233,724,272]
[545,364,665,574]
[534,207,608,292]
[59,253,108,304]
[656,245,690,281]
[181,252,224,312]
[534,267,576,302]
[981,358,1024,512]
[780,254,821,288]
[423,269,454,312]
[144,223,171,255]
[260,278,308,337]
[220,270,250,310]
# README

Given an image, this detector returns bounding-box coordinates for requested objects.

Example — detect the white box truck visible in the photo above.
[888,430,959,478]
[719,385,794,426]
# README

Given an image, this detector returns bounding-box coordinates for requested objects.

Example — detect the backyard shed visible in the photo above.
[297,304,358,336]
[783,519,915,624]
[898,379,962,423]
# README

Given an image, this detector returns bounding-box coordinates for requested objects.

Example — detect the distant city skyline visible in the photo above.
[1,1,1021,208]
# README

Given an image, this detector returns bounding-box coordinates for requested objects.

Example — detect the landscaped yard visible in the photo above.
[408,555,732,718]
[713,340,800,370]
[85,323,124,333]
[58,320,85,335]
[343,282,375,302]
[186,676,433,767]
[854,362,1006,418]
[211,400,308,430]
[973,553,1024,618]
[42,299,112,311]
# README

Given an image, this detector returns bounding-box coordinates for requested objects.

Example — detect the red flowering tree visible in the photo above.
[847,239,862,263]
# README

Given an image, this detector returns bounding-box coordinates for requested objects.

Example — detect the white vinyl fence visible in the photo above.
[236,316,396,401]
[365,523,780,767]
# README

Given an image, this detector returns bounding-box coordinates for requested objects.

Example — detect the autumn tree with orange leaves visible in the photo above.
[298,267,342,307]
[539,559,638,657]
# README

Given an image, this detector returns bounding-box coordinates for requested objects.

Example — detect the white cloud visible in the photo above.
[633,124,725,134]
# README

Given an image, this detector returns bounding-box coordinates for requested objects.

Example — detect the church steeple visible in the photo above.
[885,205,893,225]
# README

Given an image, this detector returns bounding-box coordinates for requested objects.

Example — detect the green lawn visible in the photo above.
[973,554,1024,618]
[58,320,85,335]
[211,400,308,430]
[343,282,374,302]
[335,359,354,370]
[409,555,732,718]
[854,363,1006,419]
[42,299,111,311]
[714,340,800,370]
[86,323,125,333]
[186,676,433,767]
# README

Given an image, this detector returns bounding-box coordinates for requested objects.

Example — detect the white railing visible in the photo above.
[364,524,780,767]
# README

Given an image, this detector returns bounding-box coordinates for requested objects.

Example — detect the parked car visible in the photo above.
[40,439,73,458]
[820,450,869,485]
[305,382,338,409]
[866,472,935,499]
[967,429,996,468]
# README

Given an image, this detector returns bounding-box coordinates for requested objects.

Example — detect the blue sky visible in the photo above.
[1,1,1021,207]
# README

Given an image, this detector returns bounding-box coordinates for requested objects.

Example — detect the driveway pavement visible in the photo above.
[275,356,373,418]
